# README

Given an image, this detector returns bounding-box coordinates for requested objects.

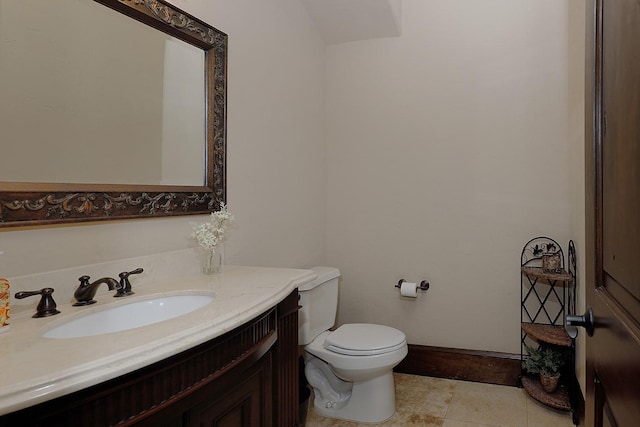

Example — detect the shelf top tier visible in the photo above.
[521,266,573,282]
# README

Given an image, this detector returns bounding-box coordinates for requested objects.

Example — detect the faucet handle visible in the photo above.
[15,288,61,318]
[115,267,143,297]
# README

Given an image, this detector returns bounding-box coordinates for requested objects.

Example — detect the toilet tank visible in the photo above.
[298,266,340,345]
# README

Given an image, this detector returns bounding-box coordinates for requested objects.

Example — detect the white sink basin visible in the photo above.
[44,294,214,339]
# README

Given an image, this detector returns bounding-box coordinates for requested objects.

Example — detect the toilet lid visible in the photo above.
[324,324,406,356]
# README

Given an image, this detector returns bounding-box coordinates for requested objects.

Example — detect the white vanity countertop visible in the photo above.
[0,265,316,416]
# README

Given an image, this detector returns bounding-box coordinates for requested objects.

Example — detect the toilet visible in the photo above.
[299,267,408,424]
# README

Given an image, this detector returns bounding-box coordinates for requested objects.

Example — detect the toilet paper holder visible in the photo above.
[395,279,430,291]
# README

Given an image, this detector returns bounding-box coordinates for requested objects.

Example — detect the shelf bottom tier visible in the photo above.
[521,376,571,411]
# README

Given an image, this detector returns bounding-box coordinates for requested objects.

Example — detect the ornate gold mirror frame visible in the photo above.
[0,0,226,227]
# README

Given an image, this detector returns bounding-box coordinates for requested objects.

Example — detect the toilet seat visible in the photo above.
[324,323,406,356]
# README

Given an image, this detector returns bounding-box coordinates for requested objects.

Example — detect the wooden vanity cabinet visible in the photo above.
[1,290,300,427]
[272,288,301,426]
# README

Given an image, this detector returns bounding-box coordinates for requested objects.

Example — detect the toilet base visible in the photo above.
[311,370,396,424]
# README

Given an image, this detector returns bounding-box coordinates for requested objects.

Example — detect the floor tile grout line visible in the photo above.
[442,377,457,421]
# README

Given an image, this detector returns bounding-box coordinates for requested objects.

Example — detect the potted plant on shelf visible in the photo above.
[523,344,567,393]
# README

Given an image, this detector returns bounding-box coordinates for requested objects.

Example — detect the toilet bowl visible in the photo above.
[299,268,408,423]
[304,325,407,423]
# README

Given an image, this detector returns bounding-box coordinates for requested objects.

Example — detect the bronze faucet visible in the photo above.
[73,276,121,306]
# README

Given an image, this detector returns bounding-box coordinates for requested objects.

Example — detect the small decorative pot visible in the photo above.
[540,373,561,393]
[542,252,562,273]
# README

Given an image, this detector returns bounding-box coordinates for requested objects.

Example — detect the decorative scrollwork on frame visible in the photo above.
[125,0,218,46]
[103,193,143,214]
[1,198,46,212]
[0,192,215,225]
[45,193,100,218]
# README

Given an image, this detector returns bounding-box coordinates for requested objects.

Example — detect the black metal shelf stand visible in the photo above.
[520,237,577,424]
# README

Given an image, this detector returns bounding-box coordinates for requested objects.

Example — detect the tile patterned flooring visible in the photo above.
[304,373,574,427]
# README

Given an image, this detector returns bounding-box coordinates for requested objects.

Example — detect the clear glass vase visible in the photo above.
[202,247,222,275]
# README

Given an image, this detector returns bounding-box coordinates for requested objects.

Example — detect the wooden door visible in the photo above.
[585,0,640,426]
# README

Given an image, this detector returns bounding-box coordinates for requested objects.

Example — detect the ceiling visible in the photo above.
[300,0,401,45]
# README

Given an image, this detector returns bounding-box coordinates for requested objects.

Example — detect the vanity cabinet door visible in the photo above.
[190,352,273,427]
[135,352,273,427]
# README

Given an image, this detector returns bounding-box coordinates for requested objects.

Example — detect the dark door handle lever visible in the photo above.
[566,307,595,338]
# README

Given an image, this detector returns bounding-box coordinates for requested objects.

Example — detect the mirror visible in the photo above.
[0,0,227,226]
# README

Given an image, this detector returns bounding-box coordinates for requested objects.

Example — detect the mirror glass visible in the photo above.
[0,0,205,186]
[0,0,227,227]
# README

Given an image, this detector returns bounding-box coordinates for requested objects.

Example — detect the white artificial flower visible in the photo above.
[191,203,233,251]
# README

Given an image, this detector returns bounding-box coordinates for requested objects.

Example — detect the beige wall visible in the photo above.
[0,0,327,277]
[192,0,328,268]
[326,0,574,354]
